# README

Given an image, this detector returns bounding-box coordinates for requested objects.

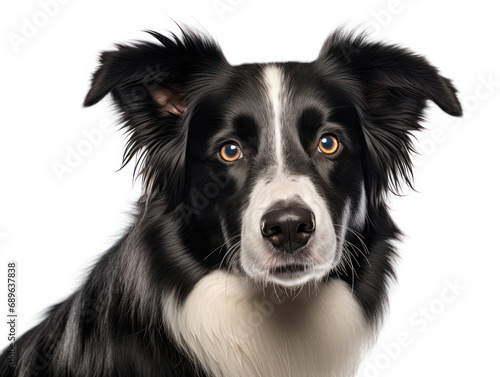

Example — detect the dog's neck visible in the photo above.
[163,271,372,377]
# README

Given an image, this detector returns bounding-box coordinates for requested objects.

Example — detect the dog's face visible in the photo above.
[84,29,461,289]
[183,63,366,288]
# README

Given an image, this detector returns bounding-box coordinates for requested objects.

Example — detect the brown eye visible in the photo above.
[318,135,339,154]
[220,143,242,162]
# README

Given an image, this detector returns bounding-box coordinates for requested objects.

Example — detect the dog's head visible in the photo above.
[85,28,461,289]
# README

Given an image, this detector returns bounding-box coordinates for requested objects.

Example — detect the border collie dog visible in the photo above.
[1,28,462,377]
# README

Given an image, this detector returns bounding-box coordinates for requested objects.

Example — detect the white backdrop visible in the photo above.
[1,0,499,376]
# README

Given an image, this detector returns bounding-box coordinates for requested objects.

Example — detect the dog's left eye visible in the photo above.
[220,143,242,162]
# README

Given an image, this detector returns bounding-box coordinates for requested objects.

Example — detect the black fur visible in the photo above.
[0,27,461,376]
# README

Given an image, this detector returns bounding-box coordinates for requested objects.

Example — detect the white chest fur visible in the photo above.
[163,272,371,377]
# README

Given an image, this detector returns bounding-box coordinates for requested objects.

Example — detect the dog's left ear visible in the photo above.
[83,29,228,204]
[317,31,462,204]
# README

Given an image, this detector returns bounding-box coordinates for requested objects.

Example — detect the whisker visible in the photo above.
[219,239,241,271]
[344,239,371,267]
[332,224,370,256]
[203,234,240,261]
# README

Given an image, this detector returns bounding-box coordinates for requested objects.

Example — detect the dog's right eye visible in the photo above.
[220,143,242,162]
[318,135,339,155]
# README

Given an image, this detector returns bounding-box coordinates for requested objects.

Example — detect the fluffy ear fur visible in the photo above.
[317,30,462,205]
[83,28,228,204]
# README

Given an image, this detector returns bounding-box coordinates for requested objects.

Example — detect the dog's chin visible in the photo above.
[251,263,333,290]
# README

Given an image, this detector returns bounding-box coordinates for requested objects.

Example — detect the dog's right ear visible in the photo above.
[84,29,227,116]
[83,29,228,203]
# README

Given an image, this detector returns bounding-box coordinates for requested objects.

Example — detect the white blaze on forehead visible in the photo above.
[263,65,285,172]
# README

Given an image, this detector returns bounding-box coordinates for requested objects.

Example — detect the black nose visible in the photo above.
[261,206,315,254]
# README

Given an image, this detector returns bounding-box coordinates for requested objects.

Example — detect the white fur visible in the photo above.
[240,173,338,288]
[164,271,371,377]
